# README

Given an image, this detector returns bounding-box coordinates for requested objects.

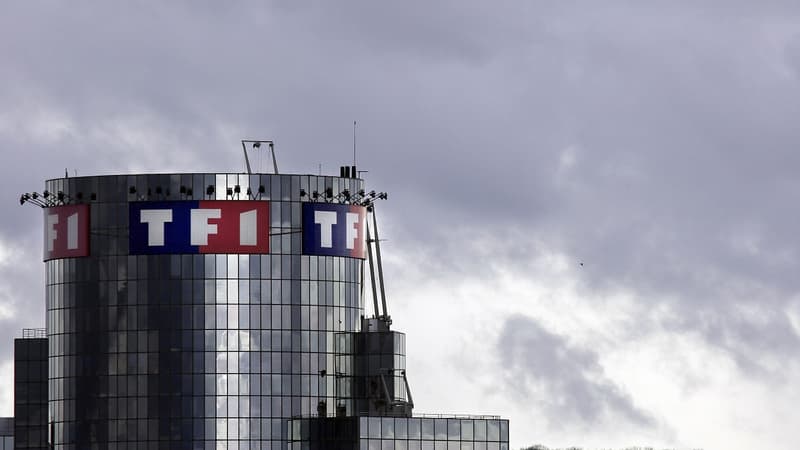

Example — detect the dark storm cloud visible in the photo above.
[1,2,800,430]
[497,314,655,427]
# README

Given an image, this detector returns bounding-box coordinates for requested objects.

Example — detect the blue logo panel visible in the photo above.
[130,201,198,254]
[303,203,366,259]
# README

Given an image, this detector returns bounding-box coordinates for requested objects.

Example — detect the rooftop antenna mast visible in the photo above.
[353,120,357,168]
[366,205,391,326]
[242,139,278,174]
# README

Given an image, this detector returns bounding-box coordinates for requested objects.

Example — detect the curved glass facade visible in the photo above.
[44,173,365,450]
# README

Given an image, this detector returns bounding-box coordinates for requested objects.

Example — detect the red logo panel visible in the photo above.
[43,205,90,261]
[196,201,270,254]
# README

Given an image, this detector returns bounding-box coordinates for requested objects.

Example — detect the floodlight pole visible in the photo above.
[371,208,389,319]
[242,141,252,174]
[366,224,381,319]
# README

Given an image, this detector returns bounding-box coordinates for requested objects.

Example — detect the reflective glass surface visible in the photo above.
[45,173,364,449]
[291,417,509,450]
[14,338,47,450]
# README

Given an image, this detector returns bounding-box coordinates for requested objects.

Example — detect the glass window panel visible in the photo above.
[434,419,447,440]
[448,419,460,440]
[369,417,381,439]
[408,418,421,439]
[461,420,473,440]
[487,421,499,441]
[421,419,434,440]
[271,255,281,279]
[216,254,227,277]
[396,417,408,439]
[261,255,271,279]
[228,280,238,304]
[382,417,394,439]
[474,421,486,441]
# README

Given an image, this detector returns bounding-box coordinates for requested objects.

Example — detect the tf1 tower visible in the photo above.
[18,146,509,450]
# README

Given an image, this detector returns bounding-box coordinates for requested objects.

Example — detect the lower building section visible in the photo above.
[14,333,47,450]
[0,417,13,449]
[288,416,509,450]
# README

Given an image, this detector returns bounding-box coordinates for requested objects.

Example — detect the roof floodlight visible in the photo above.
[43,190,50,198]
[246,187,253,197]
[226,187,233,196]
[258,185,265,194]
[369,190,376,197]
[312,191,319,199]
[186,188,193,197]
[300,189,307,197]
[57,192,65,201]
[206,185,215,196]
[90,193,97,201]
[147,188,152,197]
[129,186,136,194]
[76,192,83,200]
[19,194,26,205]
[234,185,241,194]
[253,142,261,149]
[325,188,333,198]
[180,186,187,194]
[31,192,39,200]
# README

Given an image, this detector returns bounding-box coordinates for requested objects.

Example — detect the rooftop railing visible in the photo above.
[21,328,46,339]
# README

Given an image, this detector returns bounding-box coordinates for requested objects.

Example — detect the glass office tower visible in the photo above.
[44,173,365,450]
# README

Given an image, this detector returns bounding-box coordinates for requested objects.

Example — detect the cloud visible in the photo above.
[497,314,655,428]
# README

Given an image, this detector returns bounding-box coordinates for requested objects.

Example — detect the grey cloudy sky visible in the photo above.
[2,2,799,448]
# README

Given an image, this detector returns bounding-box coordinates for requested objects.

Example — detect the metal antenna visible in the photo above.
[242,139,278,175]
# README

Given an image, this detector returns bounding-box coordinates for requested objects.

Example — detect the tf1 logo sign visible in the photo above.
[303,203,366,259]
[129,201,270,255]
[43,205,90,261]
